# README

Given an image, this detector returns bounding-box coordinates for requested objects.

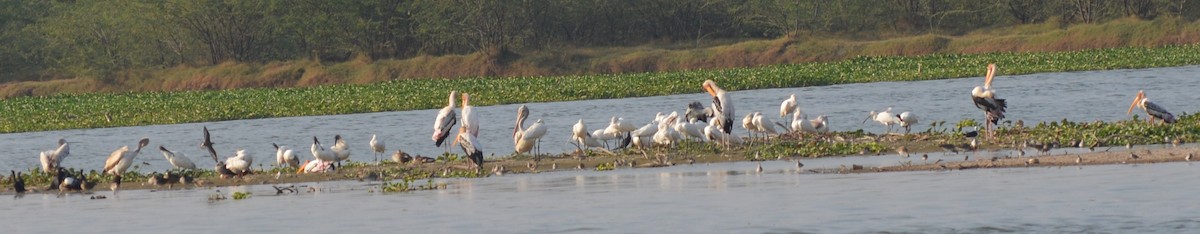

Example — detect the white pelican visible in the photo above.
[864,107,898,133]
[1128,90,1176,124]
[461,93,479,137]
[272,143,299,168]
[971,64,1007,133]
[331,134,350,165]
[703,80,735,134]
[158,146,197,170]
[753,112,779,137]
[897,111,920,134]
[432,90,459,149]
[369,134,386,162]
[792,113,816,134]
[453,126,485,169]
[513,105,547,156]
[38,138,70,173]
[780,94,797,118]
[102,138,150,192]
[225,149,252,177]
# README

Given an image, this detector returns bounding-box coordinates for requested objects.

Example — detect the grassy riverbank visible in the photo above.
[4,44,1200,133]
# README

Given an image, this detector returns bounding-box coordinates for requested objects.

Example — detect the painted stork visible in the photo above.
[1128,90,1176,124]
[432,90,459,150]
[703,80,735,134]
[453,125,485,170]
[971,63,1007,133]
[513,105,547,156]
[461,93,479,137]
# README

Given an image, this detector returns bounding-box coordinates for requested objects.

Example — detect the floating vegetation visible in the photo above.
[5,45,1200,133]
[232,191,251,200]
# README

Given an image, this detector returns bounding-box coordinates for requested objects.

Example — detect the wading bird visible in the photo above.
[897,111,920,134]
[461,93,479,137]
[332,135,350,166]
[225,149,252,177]
[11,170,25,194]
[103,138,150,193]
[971,64,1007,134]
[685,101,713,123]
[272,143,299,168]
[310,136,338,166]
[703,80,735,134]
[432,90,459,151]
[454,125,485,170]
[370,134,386,162]
[513,105,547,156]
[864,107,898,133]
[1127,90,1176,124]
[38,138,70,173]
[780,94,797,118]
[159,146,197,170]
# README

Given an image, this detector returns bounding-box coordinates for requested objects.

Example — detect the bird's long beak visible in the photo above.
[452,128,463,147]
[1127,91,1144,115]
[297,160,309,174]
[985,64,996,89]
[703,83,717,97]
[862,112,873,124]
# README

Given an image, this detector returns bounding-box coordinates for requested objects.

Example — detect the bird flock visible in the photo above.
[12,63,1182,195]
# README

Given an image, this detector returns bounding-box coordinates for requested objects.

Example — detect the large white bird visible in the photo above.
[752,112,778,137]
[571,119,607,152]
[370,134,386,162]
[792,113,816,134]
[103,138,150,192]
[453,126,485,169]
[897,111,920,134]
[38,138,70,173]
[272,143,299,168]
[704,125,742,147]
[971,63,1007,133]
[674,117,706,141]
[432,90,459,150]
[331,134,351,165]
[780,94,797,118]
[1128,90,1176,124]
[741,112,757,139]
[653,115,681,147]
[631,121,659,148]
[703,80,735,134]
[513,105,547,156]
[461,93,479,137]
[812,115,829,133]
[310,136,338,163]
[864,107,899,133]
[159,146,197,170]
[225,149,252,177]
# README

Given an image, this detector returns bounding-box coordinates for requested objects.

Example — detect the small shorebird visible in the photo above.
[755,162,763,173]
[1075,156,1082,164]
[1186,153,1193,161]
[1130,153,1140,160]
[921,154,928,161]
[896,146,910,158]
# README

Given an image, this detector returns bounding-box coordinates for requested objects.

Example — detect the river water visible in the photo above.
[3,66,1200,232]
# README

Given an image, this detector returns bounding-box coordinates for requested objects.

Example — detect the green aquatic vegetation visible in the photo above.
[5,45,1200,133]
[232,191,251,200]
